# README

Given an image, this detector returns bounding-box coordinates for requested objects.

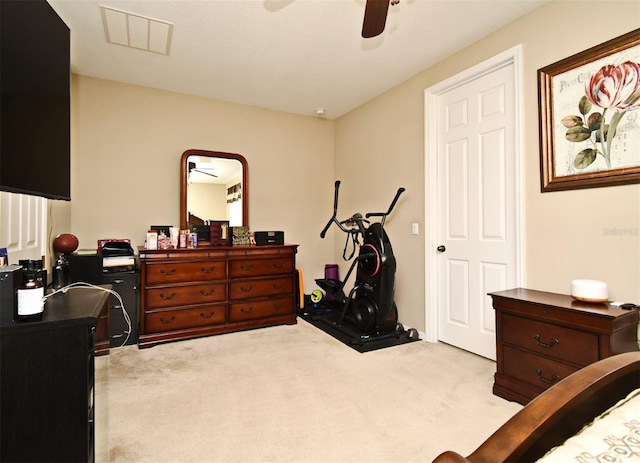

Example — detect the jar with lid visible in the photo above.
[17,259,45,321]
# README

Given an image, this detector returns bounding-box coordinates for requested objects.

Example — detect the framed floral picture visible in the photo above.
[538,28,640,192]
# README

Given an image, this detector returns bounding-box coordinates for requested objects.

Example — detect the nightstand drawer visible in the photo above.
[503,345,579,391]
[502,313,599,366]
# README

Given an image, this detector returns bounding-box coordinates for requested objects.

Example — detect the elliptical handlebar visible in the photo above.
[320,182,405,238]
[365,187,405,218]
[320,180,342,238]
[365,187,405,227]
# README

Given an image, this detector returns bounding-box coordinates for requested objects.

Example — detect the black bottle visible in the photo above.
[52,254,70,290]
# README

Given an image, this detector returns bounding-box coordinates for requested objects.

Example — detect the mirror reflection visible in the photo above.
[180,150,248,230]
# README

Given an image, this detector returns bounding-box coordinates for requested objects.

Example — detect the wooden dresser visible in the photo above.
[138,244,298,348]
[490,288,639,405]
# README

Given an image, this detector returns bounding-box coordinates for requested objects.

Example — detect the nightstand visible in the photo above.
[490,288,639,405]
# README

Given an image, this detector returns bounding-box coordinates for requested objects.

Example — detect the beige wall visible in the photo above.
[59,1,639,334]
[188,183,227,222]
[47,200,71,260]
[335,0,640,331]
[66,76,336,285]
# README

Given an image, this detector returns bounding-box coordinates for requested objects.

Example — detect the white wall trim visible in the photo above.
[423,45,526,344]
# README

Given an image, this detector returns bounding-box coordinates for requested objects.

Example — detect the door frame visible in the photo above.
[423,45,526,344]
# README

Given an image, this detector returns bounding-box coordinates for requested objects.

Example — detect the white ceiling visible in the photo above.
[47,0,549,119]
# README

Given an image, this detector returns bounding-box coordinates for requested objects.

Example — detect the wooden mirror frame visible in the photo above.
[180,149,249,230]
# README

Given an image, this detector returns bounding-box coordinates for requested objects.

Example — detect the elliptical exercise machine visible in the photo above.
[312,181,419,346]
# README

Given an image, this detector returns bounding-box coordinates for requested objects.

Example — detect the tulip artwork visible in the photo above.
[538,29,640,191]
[562,61,640,170]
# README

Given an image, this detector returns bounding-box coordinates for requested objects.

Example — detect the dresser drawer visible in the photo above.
[145,304,226,333]
[229,258,293,278]
[503,345,579,391]
[502,313,599,366]
[146,283,226,309]
[145,261,226,285]
[229,276,293,300]
[229,296,293,322]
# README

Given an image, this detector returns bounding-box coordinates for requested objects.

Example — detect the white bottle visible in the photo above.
[17,261,44,321]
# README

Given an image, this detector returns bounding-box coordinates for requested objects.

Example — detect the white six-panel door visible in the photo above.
[425,47,523,360]
[0,192,47,265]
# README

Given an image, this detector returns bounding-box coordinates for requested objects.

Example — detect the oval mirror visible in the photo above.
[180,149,249,231]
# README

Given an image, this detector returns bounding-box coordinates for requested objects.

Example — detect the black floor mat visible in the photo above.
[298,306,420,353]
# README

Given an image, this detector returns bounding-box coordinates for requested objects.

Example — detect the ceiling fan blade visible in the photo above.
[188,162,218,178]
[194,168,218,178]
[362,0,390,38]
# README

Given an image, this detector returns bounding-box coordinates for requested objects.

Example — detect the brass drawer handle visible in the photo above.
[240,285,253,293]
[159,316,176,324]
[160,268,177,276]
[273,303,284,310]
[240,264,254,271]
[201,267,216,273]
[535,368,560,384]
[272,283,285,289]
[200,311,215,319]
[533,334,559,348]
[241,307,254,314]
[272,262,285,269]
[200,289,215,296]
[160,292,176,300]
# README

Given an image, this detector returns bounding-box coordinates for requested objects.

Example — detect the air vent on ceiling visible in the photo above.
[100,5,173,55]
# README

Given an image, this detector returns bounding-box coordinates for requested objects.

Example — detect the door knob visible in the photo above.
[437,245,446,252]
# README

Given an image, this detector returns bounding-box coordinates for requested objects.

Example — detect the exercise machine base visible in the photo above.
[298,303,420,353]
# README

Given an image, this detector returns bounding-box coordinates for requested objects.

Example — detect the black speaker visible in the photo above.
[0,265,22,324]
[66,253,103,285]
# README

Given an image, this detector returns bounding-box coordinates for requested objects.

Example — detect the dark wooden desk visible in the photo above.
[0,286,110,462]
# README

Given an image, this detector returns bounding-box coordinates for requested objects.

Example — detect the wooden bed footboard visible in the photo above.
[432,352,640,463]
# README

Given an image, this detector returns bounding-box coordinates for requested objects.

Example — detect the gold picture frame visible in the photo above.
[538,29,640,192]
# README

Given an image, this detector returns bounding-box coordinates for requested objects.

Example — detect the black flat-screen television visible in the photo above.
[1,0,71,201]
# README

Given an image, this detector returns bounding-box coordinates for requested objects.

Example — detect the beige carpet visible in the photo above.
[95,320,522,462]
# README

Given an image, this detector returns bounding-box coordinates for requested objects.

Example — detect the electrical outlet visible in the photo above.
[412,223,419,235]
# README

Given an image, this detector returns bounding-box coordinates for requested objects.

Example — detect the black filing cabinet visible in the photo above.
[102,270,139,347]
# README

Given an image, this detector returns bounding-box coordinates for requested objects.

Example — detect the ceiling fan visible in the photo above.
[362,0,399,38]
[188,161,218,178]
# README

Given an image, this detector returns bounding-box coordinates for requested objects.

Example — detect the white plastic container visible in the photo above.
[571,279,608,303]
